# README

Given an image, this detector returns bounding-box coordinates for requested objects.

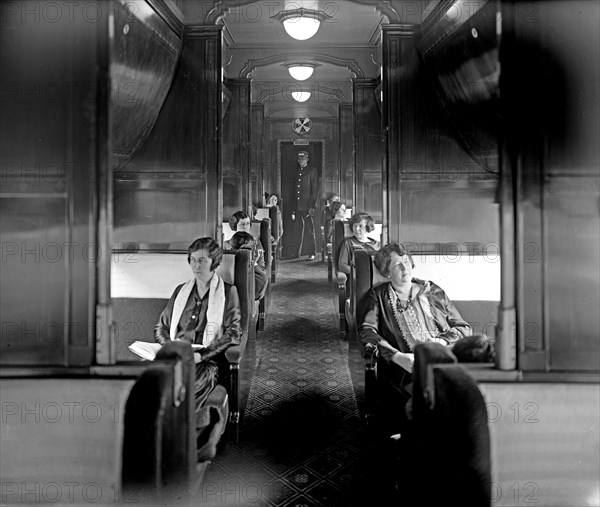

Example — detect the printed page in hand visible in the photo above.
[128,341,205,360]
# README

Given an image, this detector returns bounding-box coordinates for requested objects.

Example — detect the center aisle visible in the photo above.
[199,259,369,506]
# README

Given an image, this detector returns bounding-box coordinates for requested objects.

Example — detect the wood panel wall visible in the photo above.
[222,78,251,219]
[501,0,599,372]
[251,104,265,206]
[113,26,223,249]
[0,0,109,366]
[339,104,354,208]
[382,24,499,250]
[353,78,383,222]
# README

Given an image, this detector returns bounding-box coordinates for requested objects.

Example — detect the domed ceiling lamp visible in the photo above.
[271,8,333,41]
[292,91,311,102]
[285,62,317,81]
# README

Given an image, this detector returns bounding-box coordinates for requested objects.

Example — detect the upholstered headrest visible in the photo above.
[254,208,269,220]
[216,251,235,285]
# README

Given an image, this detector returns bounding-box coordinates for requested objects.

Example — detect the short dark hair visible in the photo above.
[330,201,345,218]
[374,242,415,277]
[230,211,249,231]
[452,334,496,363]
[230,231,255,250]
[349,212,375,233]
[187,237,222,271]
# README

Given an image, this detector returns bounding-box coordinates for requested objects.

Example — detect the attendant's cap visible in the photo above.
[297,151,308,157]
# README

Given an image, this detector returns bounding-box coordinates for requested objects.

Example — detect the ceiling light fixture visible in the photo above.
[292,91,311,102]
[285,62,317,81]
[271,8,333,41]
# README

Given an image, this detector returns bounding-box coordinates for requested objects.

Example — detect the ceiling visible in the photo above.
[219,1,385,118]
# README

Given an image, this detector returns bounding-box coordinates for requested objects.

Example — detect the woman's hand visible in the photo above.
[193,352,202,364]
[391,351,414,373]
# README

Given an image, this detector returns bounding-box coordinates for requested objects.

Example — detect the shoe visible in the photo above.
[308,255,315,260]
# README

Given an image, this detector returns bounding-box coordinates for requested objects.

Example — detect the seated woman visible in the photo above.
[226,210,266,267]
[323,192,340,217]
[337,212,380,279]
[230,231,268,301]
[357,242,471,433]
[154,237,242,432]
[224,211,251,250]
[325,201,347,245]
[265,193,284,243]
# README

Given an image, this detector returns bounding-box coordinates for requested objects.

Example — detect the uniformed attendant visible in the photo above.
[292,151,320,259]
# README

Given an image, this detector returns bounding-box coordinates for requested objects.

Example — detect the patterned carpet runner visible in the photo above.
[198,259,370,506]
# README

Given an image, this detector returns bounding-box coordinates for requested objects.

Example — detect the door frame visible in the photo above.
[276,139,325,201]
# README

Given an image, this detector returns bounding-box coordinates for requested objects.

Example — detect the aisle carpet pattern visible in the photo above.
[198,259,370,507]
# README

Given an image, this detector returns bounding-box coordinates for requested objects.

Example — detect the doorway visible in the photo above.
[278,140,324,258]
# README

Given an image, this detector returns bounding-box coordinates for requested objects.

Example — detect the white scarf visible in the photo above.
[169,274,225,346]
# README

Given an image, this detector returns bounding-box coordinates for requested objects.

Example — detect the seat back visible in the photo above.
[412,344,491,506]
[332,221,352,272]
[268,206,282,282]
[122,341,197,500]
[353,249,387,325]
[268,206,282,241]
[250,218,272,271]
[216,249,254,340]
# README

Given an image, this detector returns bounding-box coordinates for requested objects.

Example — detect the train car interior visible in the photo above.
[1,0,599,506]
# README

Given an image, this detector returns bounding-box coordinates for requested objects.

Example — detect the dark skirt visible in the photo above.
[194,360,219,428]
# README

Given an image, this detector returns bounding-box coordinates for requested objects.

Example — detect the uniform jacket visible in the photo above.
[293,164,319,211]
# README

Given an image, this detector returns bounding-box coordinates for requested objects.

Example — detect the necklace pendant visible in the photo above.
[397,300,410,312]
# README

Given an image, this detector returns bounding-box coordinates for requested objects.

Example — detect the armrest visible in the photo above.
[363,343,380,427]
[336,272,348,332]
[224,329,248,365]
[364,342,379,368]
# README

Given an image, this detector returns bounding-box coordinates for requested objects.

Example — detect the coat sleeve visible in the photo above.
[358,288,401,363]
[154,284,183,344]
[200,285,242,363]
[429,283,472,345]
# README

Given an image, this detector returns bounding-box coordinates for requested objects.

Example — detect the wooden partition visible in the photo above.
[223,78,252,219]
[0,0,115,366]
[500,0,600,372]
[113,25,223,249]
[353,78,382,221]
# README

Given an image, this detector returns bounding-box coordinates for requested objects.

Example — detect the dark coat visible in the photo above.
[293,164,319,211]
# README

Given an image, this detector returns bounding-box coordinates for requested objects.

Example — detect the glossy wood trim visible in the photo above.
[146,0,184,37]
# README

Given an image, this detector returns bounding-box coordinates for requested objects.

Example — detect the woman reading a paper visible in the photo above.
[154,237,242,421]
